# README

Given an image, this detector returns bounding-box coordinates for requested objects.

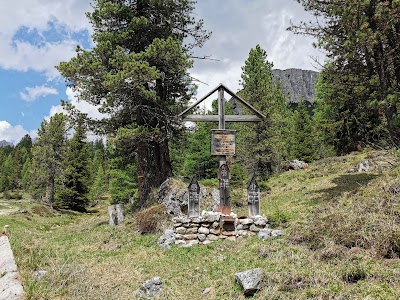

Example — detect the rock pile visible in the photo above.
[172,211,277,247]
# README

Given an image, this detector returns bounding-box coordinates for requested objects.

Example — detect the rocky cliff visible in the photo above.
[272,68,318,103]
[0,140,13,147]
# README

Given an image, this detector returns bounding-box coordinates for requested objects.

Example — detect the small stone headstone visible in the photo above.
[234,268,264,296]
[247,176,260,217]
[188,177,200,217]
[108,204,124,226]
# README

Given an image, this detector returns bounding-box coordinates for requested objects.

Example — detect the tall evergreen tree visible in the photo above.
[55,118,90,211]
[291,0,400,150]
[238,45,292,178]
[57,0,210,207]
[291,101,317,162]
[30,113,67,208]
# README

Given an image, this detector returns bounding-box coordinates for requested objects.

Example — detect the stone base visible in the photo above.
[171,211,270,247]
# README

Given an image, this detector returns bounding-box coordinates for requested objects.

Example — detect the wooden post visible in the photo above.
[188,177,200,217]
[218,163,231,214]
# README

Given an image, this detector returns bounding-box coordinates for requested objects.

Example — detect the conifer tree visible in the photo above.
[291,101,317,162]
[57,0,210,207]
[30,113,67,208]
[55,118,90,211]
[238,45,292,178]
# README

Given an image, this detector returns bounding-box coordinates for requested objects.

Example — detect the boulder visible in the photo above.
[258,228,273,240]
[288,160,308,170]
[134,277,164,298]
[201,211,220,223]
[157,229,175,250]
[357,160,370,172]
[158,178,188,216]
[32,270,47,281]
[234,268,264,296]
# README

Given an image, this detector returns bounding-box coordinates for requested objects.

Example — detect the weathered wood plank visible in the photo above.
[182,115,262,122]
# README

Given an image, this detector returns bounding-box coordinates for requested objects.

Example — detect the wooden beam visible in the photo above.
[219,83,266,120]
[181,115,262,122]
[178,85,220,117]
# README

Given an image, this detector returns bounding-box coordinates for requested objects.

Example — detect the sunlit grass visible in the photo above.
[1,149,400,299]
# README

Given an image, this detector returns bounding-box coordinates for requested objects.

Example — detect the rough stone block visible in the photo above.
[183,234,198,240]
[210,228,220,235]
[134,277,164,298]
[234,268,264,296]
[239,218,253,225]
[186,227,198,234]
[271,230,284,237]
[201,211,220,222]
[221,230,236,236]
[250,224,261,232]
[211,222,220,229]
[197,234,207,242]
[258,228,273,240]
[198,227,210,235]
[175,227,186,234]
[207,234,219,241]
[175,240,186,245]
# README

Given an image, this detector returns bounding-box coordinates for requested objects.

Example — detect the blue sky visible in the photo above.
[0,0,323,144]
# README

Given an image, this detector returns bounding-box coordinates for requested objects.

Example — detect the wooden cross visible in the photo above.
[179,84,265,214]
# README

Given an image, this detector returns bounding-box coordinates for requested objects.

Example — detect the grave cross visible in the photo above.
[179,84,265,214]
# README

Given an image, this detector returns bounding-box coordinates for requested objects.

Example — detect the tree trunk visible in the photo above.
[136,139,172,208]
[45,177,54,209]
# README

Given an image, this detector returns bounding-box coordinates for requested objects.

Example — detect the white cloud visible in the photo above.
[0,120,37,144]
[0,0,92,79]
[191,0,325,104]
[46,87,107,121]
[20,85,58,102]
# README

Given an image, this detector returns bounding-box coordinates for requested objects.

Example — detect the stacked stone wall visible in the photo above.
[172,211,273,247]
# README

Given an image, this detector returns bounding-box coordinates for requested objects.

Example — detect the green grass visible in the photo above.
[1,149,400,299]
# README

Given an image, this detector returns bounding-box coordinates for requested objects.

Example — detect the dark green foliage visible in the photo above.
[54,119,90,211]
[182,122,219,179]
[291,0,400,151]
[107,139,137,205]
[290,101,317,162]
[29,113,68,207]
[57,0,210,206]
[238,45,293,178]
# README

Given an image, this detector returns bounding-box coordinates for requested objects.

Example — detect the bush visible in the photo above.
[135,204,168,234]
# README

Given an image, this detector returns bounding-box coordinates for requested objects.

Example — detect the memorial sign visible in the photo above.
[211,130,236,156]
[188,177,200,217]
[247,176,260,216]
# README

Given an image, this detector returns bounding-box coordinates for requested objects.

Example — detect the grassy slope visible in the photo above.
[1,149,400,299]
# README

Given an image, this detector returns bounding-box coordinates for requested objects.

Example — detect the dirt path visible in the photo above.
[0,201,19,216]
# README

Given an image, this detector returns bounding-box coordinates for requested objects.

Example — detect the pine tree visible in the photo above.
[182,122,219,179]
[30,113,67,208]
[57,0,210,207]
[238,45,293,178]
[290,101,317,162]
[55,118,90,211]
[291,0,400,150]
